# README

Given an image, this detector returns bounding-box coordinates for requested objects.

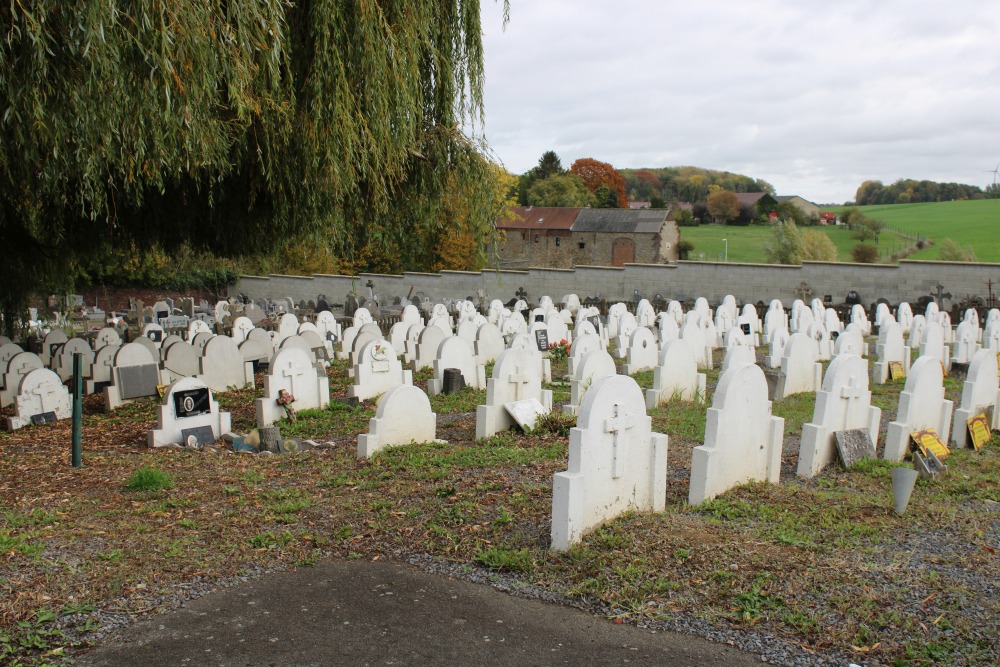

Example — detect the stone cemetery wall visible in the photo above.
[234,259,1000,308]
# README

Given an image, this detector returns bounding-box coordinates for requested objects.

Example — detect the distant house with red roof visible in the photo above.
[495,206,679,268]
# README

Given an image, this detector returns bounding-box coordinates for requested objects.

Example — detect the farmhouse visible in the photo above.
[495,206,679,269]
[776,195,821,219]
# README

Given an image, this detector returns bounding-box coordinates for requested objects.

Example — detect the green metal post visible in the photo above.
[72,352,82,467]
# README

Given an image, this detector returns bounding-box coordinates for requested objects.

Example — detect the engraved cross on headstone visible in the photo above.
[281,361,307,397]
[32,381,61,413]
[507,364,532,401]
[604,403,637,479]
[839,374,863,426]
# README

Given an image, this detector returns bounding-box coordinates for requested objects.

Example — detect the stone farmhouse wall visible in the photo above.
[496,224,679,269]
[234,260,1000,308]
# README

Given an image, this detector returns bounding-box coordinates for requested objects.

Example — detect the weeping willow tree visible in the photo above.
[0,0,509,332]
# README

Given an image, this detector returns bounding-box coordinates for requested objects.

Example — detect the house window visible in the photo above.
[555,237,561,246]
[578,242,586,249]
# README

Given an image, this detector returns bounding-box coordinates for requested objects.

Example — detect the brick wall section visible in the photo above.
[235,260,1000,307]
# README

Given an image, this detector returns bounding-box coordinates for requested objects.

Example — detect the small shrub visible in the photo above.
[531,411,576,437]
[125,466,174,492]
[475,546,534,572]
[850,242,879,263]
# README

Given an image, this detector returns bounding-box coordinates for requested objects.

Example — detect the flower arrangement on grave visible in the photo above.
[548,339,570,362]
[276,388,297,422]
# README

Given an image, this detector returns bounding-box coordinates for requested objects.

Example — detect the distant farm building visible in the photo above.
[495,207,680,269]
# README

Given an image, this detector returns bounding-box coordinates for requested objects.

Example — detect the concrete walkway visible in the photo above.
[78,560,766,666]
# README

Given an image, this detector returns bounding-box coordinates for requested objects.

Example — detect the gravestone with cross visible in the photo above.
[349,340,412,402]
[793,282,813,302]
[551,374,667,551]
[885,355,954,461]
[85,344,120,394]
[53,338,95,383]
[427,336,486,396]
[357,384,440,458]
[6,368,72,431]
[689,363,784,505]
[475,347,552,439]
[256,346,330,427]
[797,354,881,478]
[950,347,1000,447]
[147,377,232,447]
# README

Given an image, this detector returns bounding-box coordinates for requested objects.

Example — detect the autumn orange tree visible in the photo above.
[570,158,629,208]
[706,190,740,223]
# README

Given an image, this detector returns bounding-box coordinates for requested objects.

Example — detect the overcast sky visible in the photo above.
[478,0,1000,204]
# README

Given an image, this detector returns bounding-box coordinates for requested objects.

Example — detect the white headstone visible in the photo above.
[721,345,756,373]
[564,349,617,416]
[622,326,658,375]
[476,347,552,439]
[40,330,68,366]
[162,340,199,384]
[86,343,121,394]
[951,320,980,364]
[1,351,43,408]
[53,338,94,382]
[256,346,331,427]
[567,332,603,378]
[873,319,911,384]
[428,336,486,395]
[950,348,1000,447]
[147,377,232,447]
[198,336,254,392]
[411,325,446,372]
[104,343,159,410]
[551,374,667,551]
[645,339,706,408]
[689,363,784,505]
[5,368,72,431]
[357,385,439,458]
[884,356,955,461]
[473,323,505,365]
[919,320,950,370]
[834,324,866,358]
[349,340,412,402]
[896,302,913,333]
[775,333,822,401]
[797,354,881,478]
[94,327,122,350]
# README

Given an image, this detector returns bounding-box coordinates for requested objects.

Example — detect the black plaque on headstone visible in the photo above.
[118,364,161,400]
[588,315,600,330]
[180,425,216,447]
[740,323,751,335]
[49,342,64,358]
[535,313,545,323]
[157,310,169,320]
[534,329,549,352]
[148,330,163,342]
[835,428,875,468]
[173,387,211,418]
[30,411,58,425]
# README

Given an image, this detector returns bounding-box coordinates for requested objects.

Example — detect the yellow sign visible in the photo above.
[156,384,169,399]
[888,361,905,381]
[911,428,950,459]
[967,414,991,451]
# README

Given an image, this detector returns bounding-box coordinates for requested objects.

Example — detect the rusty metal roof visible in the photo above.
[571,208,669,234]
[498,206,581,230]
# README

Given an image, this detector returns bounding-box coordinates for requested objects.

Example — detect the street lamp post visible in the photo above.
[722,238,728,262]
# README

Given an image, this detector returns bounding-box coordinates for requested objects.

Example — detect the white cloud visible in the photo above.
[479,0,1000,203]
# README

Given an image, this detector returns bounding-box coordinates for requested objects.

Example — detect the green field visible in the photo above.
[678,199,1000,264]
[677,223,904,264]
[827,199,1000,262]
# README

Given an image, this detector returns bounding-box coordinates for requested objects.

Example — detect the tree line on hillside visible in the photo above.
[854,178,999,205]
[516,152,629,208]
[0,1,511,334]
[619,167,774,207]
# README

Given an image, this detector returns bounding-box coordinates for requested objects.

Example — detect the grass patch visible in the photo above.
[124,466,174,492]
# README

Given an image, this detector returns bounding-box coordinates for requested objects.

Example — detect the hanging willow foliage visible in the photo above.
[0,0,509,332]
